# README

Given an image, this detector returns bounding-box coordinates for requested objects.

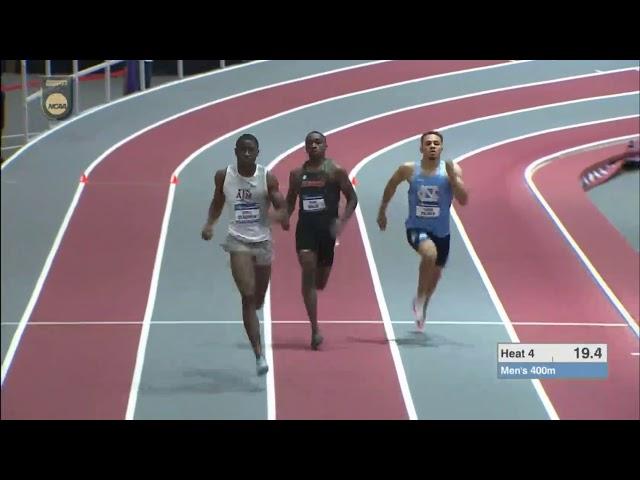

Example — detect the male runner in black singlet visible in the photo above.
[285,131,358,349]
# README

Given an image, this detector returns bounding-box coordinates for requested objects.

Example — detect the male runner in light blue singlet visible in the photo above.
[377,131,468,331]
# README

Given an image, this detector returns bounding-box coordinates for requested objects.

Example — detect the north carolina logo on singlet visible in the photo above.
[417,185,439,202]
[416,185,440,218]
[234,188,260,223]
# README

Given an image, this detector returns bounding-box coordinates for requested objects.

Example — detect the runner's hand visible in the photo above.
[377,211,387,231]
[201,223,213,240]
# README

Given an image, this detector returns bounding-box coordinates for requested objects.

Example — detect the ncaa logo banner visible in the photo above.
[41,76,73,120]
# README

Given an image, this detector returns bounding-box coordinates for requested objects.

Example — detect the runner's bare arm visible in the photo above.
[445,161,468,206]
[286,168,302,218]
[377,163,413,230]
[267,172,289,229]
[201,169,226,240]
[335,166,358,224]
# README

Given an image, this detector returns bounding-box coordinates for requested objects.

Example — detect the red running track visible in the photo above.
[532,141,640,324]
[455,118,639,419]
[2,64,636,419]
[268,72,639,419]
[1,61,508,419]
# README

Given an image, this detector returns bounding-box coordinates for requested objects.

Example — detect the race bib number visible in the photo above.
[235,203,260,223]
[416,205,440,218]
[302,196,326,212]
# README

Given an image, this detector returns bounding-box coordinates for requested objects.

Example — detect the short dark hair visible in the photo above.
[420,130,443,144]
[236,133,259,149]
[305,131,326,142]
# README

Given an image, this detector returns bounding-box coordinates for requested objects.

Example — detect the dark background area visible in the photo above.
[2,60,250,76]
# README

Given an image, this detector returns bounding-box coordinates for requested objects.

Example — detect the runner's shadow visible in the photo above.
[346,332,472,349]
[139,368,265,395]
[217,341,324,352]
[269,341,311,351]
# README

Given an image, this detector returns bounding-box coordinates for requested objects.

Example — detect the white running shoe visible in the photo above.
[412,297,426,332]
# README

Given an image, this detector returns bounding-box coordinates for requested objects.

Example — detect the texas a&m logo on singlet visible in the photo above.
[234,188,259,223]
[236,188,252,201]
